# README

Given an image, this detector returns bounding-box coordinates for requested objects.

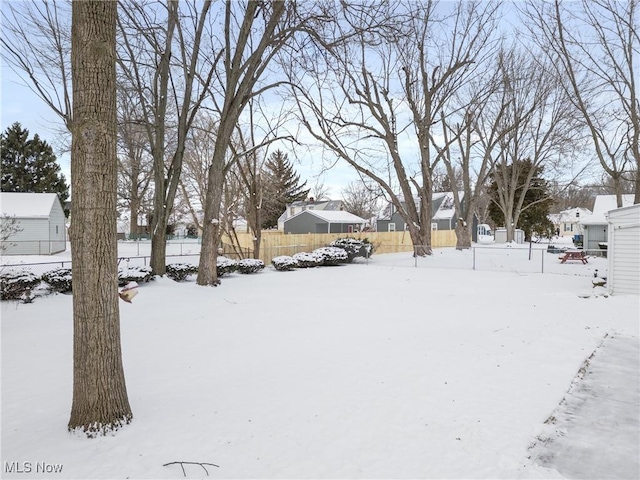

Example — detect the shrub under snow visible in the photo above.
[0,269,41,301]
[236,258,265,274]
[292,252,323,268]
[118,265,154,286]
[329,237,374,262]
[41,268,73,293]
[216,256,238,276]
[312,246,349,266]
[271,255,299,271]
[166,263,198,282]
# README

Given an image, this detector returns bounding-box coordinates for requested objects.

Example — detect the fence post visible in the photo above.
[541,248,544,274]
[473,247,476,271]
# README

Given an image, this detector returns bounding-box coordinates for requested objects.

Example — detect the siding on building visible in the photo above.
[0,193,66,255]
[607,204,640,296]
[283,210,366,234]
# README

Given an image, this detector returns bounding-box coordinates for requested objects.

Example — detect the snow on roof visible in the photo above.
[580,195,635,225]
[289,209,366,224]
[0,192,60,218]
[432,192,464,220]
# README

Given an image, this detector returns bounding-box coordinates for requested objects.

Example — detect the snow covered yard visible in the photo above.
[1,245,638,479]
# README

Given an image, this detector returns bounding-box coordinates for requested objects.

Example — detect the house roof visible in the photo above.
[0,192,61,218]
[286,209,366,224]
[548,207,592,224]
[580,195,635,225]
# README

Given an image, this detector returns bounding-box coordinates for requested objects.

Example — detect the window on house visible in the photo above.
[388,224,396,232]
[56,225,59,234]
[431,223,438,231]
[576,212,580,217]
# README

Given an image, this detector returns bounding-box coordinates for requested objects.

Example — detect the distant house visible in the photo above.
[376,192,478,239]
[277,198,345,231]
[606,203,640,296]
[548,207,591,237]
[0,192,67,255]
[580,194,635,252]
[283,210,367,234]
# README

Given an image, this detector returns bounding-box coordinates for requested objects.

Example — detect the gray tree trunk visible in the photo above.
[68,0,132,435]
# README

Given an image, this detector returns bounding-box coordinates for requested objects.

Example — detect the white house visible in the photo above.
[606,203,640,296]
[580,194,635,252]
[0,192,67,255]
[548,207,591,237]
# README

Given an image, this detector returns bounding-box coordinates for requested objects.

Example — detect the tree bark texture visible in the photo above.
[69,0,132,435]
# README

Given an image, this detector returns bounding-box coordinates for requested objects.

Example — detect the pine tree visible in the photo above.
[488,159,554,241]
[261,150,310,229]
[1,122,70,209]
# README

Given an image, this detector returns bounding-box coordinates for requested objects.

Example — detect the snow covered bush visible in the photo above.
[42,268,73,293]
[312,246,349,266]
[166,263,198,282]
[0,269,41,301]
[272,255,298,271]
[236,258,265,274]
[292,252,323,268]
[216,256,238,276]
[329,237,374,262]
[118,265,154,286]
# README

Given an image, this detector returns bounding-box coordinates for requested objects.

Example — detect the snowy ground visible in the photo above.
[1,239,638,479]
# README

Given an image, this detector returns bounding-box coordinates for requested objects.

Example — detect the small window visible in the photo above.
[431,223,438,231]
[576,212,580,218]
[56,225,59,234]
[388,224,396,232]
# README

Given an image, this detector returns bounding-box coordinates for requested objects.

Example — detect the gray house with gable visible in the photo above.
[376,192,478,240]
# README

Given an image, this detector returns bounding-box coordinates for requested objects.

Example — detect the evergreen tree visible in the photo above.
[487,159,554,241]
[1,123,70,210]
[261,150,310,229]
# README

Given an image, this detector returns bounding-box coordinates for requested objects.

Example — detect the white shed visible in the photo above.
[606,203,640,296]
[0,192,67,255]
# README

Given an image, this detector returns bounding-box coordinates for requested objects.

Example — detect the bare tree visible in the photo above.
[117,0,216,275]
[1,0,73,134]
[288,0,500,255]
[341,180,383,221]
[116,90,153,238]
[521,0,640,205]
[197,0,312,286]
[482,47,582,242]
[68,0,132,436]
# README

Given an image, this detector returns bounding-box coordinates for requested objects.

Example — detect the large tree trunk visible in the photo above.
[69,0,132,435]
[455,218,472,250]
[197,157,225,286]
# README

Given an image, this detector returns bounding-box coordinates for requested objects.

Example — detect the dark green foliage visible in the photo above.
[236,258,265,274]
[216,256,238,276]
[118,265,154,286]
[42,268,73,293]
[329,237,374,262]
[1,123,70,214]
[487,159,554,241]
[272,255,299,271]
[312,247,348,266]
[261,150,310,229]
[166,263,198,282]
[292,252,323,268]
[0,269,41,301]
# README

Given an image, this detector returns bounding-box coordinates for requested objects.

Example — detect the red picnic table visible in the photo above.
[559,250,588,264]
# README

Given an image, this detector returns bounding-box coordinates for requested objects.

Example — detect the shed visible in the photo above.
[606,203,640,296]
[580,194,635,253]
[0,192,67,255]
[284,210,366,234]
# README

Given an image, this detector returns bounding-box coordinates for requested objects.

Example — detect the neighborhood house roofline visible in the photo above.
[580,195,635,225]
[0,192,61,218]
[287,209,366,224]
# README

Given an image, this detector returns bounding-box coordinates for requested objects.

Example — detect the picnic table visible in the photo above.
[559,250,588,264]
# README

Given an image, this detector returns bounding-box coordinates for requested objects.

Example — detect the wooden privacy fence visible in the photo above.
[221,230,458,265]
